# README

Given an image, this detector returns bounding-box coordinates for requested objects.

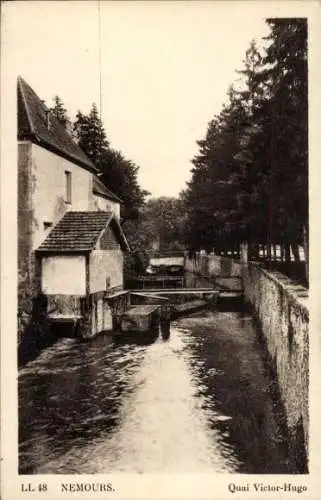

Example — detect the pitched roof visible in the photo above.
[93,175,123,204]
[37,211,130,253]
[17,76,97,173]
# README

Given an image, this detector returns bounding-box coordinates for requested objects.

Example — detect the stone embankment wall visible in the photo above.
[186,254,244,278]
[242,263,309,471]
[185,254,243,291]
[186,253,309,472]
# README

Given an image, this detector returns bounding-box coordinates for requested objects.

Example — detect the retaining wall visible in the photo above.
[242,263,309,471]
[186,253,243,277]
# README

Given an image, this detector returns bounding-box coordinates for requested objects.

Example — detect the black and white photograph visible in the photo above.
[1,1,320,498]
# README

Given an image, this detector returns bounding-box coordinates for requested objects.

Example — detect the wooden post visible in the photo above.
[240,242,248,263]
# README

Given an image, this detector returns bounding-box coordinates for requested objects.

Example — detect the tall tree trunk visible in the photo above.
[267,240,272,268]
[240,241,248,263]
[290,242,300,265]
[303,225,309,286]
[251,244,257,260]
[284,242,291,266]
[264,245,268,259]
[280,243,285,263]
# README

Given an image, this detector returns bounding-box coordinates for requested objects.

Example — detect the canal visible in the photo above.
[19,309,290,474]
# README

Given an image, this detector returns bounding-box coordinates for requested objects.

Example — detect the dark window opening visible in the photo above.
[65,171,72,204]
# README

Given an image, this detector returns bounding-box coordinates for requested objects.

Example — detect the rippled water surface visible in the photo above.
[19,311,290,474]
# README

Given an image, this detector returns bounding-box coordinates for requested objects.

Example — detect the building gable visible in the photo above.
[37,211,130,253]
[93,176,122,204]
[18,76,97,173]
[98,226,120,250]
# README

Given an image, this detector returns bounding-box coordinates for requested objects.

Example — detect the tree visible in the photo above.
[183,18,308,284]
[99,148,149,221]
[139,197,186,251]
[232,41,272,256]
[72,104,149,250]
[73,103,109,167]
[263,18,308,272]
[184,83,258,254]
[50,96,70,129]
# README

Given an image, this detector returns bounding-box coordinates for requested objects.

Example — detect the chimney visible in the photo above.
[40,100,51,130]
[44,109,51,130]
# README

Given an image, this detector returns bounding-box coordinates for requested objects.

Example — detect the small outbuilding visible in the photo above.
[146,256,185,276]
[36,211,130,338]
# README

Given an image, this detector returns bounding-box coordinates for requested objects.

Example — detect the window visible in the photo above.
[65,171,72,203]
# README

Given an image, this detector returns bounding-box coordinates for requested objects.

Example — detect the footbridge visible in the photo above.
[131,269,244,299]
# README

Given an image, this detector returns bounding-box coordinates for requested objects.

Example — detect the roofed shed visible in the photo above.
[37,211,129,295]
[36,211,130,338]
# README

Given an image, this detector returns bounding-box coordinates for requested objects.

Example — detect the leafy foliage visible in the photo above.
[139,197,186,251]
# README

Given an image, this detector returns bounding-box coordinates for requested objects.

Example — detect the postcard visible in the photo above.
[1,1,321,499]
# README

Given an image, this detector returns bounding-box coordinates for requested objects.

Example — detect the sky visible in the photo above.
[3,1,306,198]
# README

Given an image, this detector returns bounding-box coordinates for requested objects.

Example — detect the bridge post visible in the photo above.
[240,242,248,263]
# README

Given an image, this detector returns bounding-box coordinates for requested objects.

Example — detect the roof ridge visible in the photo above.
[18,76,36,135]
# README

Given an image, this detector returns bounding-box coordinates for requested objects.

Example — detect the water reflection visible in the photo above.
[19,311,290,474]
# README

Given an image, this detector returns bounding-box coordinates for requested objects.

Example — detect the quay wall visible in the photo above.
[186,253,309,471]
[185,253,243,277]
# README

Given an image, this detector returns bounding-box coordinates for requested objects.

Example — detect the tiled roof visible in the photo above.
[37,211,130,253]
[93,176,123,203]
[17,76,97,173]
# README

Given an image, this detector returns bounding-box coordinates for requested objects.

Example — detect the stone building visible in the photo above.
[17,76,129,348]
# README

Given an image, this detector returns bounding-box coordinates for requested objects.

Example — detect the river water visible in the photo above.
[19,310,290,474]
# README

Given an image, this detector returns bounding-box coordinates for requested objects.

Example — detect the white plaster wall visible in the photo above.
[92,194,120,219]
[89,250,123,293]
[41,255,86,295]
[31,144,93,249]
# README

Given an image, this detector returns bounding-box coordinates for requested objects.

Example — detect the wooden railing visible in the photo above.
[135,275,185,290]
[145,250,187,259]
